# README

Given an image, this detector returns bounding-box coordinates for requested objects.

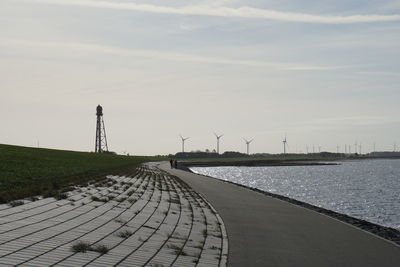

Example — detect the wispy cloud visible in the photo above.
[1,39,344,71]
[299,116,396,128]
[29,0,400,24]
[357,71,400,77]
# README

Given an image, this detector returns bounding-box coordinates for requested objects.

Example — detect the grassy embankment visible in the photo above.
[0,144,164,203]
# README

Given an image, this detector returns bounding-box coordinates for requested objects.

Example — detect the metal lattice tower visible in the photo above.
[95,105,109,153]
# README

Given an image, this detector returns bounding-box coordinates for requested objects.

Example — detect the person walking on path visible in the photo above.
[169,159,173,168]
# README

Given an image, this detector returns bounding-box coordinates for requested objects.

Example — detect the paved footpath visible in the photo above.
[159,163,400,267]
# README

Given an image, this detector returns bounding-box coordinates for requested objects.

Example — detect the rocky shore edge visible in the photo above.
[179,163,400,246]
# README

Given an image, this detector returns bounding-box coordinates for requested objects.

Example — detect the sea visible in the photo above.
[190,159,400,230]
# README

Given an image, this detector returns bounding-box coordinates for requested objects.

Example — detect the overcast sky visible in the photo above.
[1,0,399,155]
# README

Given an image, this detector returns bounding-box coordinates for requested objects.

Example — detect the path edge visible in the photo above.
[182,166,400,247]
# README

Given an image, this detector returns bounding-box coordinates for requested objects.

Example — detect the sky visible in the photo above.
[1,0,400,155]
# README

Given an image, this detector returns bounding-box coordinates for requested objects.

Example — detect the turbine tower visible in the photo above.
[243,138,253,155]
[282,135,288,154]
[95,104,109,153]
[180,135,190,153]
[214,133,224,154]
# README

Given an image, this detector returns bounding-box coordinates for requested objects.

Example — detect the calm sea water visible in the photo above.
[191,159,400,230]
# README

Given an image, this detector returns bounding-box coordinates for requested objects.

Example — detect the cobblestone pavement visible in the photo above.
[0,165,228,267]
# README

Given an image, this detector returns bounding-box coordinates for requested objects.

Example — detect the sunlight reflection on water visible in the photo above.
[191,159,400,230]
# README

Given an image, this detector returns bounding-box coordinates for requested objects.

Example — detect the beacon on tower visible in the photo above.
[95,105,109,153]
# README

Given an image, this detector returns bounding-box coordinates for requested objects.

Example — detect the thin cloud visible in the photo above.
[299,116,395,127]
[357,71,400,77]
[29,0,400,24]
[1,39,344,71]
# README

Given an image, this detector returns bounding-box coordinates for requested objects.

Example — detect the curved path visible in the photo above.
[159,163,400,267]
[0,165,227,267]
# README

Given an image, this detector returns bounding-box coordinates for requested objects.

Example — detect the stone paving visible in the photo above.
[0,165,228,267]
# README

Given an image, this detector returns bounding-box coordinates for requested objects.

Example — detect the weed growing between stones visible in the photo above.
[55,192,68,200]
[167,243,181,253]
[91,244,109,254]
[115,218,127,224]
[91,196,108,202]
[71,241,91,253]
[116,197,127,202]
[8,200,24,207]
[30,196,40,201]
[116,230,134,239]
[202,229,207,238]
[71,241,109,254]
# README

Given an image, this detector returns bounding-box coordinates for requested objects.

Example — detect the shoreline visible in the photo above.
[179,159,338,168]
[180,164,400,246]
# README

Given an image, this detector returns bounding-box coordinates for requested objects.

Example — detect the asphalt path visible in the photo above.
[159,163,400,267]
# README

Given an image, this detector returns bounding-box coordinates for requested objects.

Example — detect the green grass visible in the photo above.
[0,144,164,203]
[116,230,133,239]
[71,241,91,253]
[71,241,109,254]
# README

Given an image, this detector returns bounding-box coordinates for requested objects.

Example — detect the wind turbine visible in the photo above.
[214,133,224,154]
[282,135,288,154]
[243,138,254,155]
[179,135,190,153]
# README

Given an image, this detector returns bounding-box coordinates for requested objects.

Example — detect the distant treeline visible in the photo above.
[368,151,400,157]
[170,151,400,159]
[173,151,248,159]
[172,151,344,159]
